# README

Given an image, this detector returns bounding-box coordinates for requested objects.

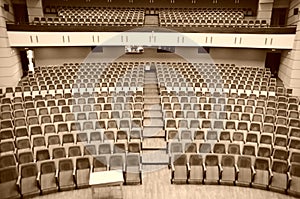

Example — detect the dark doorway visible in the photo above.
[271,8,287,27]
[12,4,29,24]
[20,50,29,78]
[265,52,281,78]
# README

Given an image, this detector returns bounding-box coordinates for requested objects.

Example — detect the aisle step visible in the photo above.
[142,149,169,165]
[144,110,163,117]
[142,138,167,150]
[143,118,164,127]
[143,127,165,138]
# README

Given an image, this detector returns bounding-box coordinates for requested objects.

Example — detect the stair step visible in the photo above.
[143,97,161,103]
[144,110,163,117]
[143,127,165,138]
[144,84,158,89]
[142,149,169,165]
[144,104,162,110]
[143,118,164,127]
[142,138,167,150]
[144,88,159,92]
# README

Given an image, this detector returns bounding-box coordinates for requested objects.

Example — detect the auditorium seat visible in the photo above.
[236,155,253,187]
[125,154,142,185]
[75,157,91,189]
[18,162,40,198]
[171,153,188,184]
[38,160,58,194]
[252,157,271,189]
[0,166,20,199]
[187,154,204,184]
[204,154,220,184]
[269,159,288,193]
[58,158,76,191]
[287,163,300,197]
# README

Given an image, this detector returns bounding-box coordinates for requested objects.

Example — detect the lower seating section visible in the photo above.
[0,62,144,198]
[33,7,145,26]
[155,62,300,196]
[0,61,300,198]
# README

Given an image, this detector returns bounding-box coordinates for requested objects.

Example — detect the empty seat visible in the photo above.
[188,154,204,184]
[75,157,91,189]
[288,163,300,197]
[109,155,124,171]
[269,160,288,193]
[58,158,76,191]
[125,154,142,185]
[0,166,20,199]
[18,162,40,198]
[220,154,236,185]
[204,154,220,184]
[171,154,187,184]
[236,155,253,186]
[252,157,270,189]
[93,156,107,172]
[39,160,58,194]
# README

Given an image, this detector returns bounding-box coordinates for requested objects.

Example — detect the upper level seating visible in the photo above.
[33,7,145,26]
[159,8,268,28]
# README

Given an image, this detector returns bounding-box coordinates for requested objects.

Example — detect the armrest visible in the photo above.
[269,169,273,177]
[219,164,223,173]
[90,165,93,172]
[37,172,41,183]
[16,175,21,188]
[203,163,206,172]
[269,169,273,184]
[73,168,77,184]
[287,172,292,183]
[73,168,76,176]
[187,163,191,171]
[139,163,142,172]
[235,164,239,173]
[171,164,175,171]
[251,166,256,176]
[55,169,59,179]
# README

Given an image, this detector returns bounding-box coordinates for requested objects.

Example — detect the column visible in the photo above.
[0,1,22,88]
[278,0,300,96]
[257,0,274,24]
[26,0,43,23]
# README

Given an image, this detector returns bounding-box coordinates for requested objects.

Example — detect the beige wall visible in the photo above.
[0,0,22,88]
[34,46,125,66]
[175,47,267,67]
[287,0,300,26]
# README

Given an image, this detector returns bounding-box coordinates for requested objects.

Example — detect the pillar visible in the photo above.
[0,0,22,88]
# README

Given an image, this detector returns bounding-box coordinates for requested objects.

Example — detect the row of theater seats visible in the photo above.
[0,61,146,198]
[33,7,145,26]
[159,19,268,28]
[158,8,268,28]
[33,17,144,26]
[170,153,300,197]
[157,62,300,197]
[0,153,142,198]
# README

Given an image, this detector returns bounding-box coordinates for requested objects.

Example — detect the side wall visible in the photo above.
[0,0,22,88]
[287,0,300,26]
[279,0,300,95]
[175,47,267,67]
